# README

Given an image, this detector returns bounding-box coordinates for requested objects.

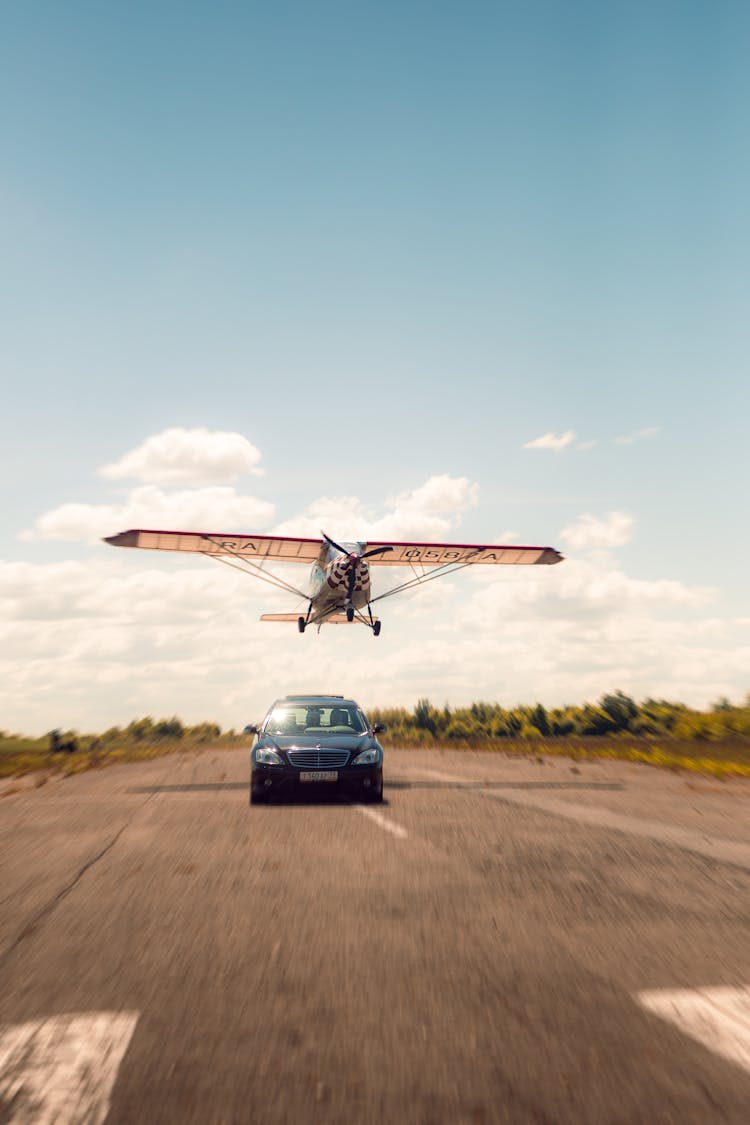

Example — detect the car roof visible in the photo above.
[269,695,359,710]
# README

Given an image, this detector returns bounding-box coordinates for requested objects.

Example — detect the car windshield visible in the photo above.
[264,704,366,736]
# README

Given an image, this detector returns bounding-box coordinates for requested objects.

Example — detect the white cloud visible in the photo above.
[614,426,660,446]
[22,464,477,554]
[467,555,714,617]
[387,475,478,516]
[522,430,576,452]
[0,537,735,736]
[271,495,371,541]
[560,511,634,553]
[100,428,264,484]
[272,474,479,542]
[441,548,722,709]
[5,457,742,735]
[21,485,276,544]
[0,557,263,732]
[0,559,251,627]
[376,475,478,539]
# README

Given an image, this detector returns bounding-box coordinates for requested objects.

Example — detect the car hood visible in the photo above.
[263,733,373,749]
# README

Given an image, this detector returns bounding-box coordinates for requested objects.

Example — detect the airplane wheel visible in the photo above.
[298,617,306,633]
[346,606,354,622]
[373,621,381,636]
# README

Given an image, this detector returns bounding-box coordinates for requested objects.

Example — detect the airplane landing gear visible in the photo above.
[366,605,381,636]
[299,602,313,633]
[346,605,354,622]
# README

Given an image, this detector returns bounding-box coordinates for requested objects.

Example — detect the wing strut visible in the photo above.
[369,551,484,606]
[201,535,309,600]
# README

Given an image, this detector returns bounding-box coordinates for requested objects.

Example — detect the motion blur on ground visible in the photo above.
[2,740,750,1122]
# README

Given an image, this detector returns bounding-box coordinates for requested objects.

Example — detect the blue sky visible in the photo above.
[1,2,748,731]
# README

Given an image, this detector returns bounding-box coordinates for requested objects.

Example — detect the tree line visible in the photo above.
[6,694,749,752]
[368,692,750,744]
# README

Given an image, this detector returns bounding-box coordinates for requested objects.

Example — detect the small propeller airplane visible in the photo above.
[105,528,563,636]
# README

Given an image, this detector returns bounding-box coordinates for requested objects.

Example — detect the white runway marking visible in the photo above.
[353,805,408,839]
[0,1010,139,1124]
[637,988,750,1074]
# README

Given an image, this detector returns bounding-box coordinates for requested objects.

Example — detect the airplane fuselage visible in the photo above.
[308,541,372,620]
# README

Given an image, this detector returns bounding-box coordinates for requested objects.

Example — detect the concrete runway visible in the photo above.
[1,748,750,1123]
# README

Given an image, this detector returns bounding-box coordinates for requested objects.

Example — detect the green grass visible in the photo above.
[0,733,244,781]
[380,734,750,778]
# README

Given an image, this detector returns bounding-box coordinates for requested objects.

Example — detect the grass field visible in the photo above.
[0,731,242,782]
[387,735,750,778]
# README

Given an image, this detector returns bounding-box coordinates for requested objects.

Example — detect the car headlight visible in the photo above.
[255,746,283,766]
[352,747,380,766]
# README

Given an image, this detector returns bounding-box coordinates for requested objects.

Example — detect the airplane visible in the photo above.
[104,528,563,636]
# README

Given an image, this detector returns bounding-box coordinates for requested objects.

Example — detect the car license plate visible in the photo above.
[299,771,338,783]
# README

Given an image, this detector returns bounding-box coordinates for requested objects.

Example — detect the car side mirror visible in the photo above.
[372,723,386,734]
[244,724,259,735]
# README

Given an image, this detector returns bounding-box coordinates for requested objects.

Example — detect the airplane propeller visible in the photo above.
[321,532,393,620]
[321,532,393,562]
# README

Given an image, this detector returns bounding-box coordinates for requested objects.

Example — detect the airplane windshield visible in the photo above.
[265,705,366,736]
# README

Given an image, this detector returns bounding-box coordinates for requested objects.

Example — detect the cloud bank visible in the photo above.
[0,541,732,737]
[6,429,741,734]
[22,486,276,544]
[272,475,479,542]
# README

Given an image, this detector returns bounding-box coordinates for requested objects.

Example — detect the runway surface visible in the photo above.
[1,747,750,1123]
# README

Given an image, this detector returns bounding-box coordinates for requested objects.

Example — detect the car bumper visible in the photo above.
[251,762,383,799]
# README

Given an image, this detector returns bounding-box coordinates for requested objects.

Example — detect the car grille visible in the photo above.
[287,749,350,769]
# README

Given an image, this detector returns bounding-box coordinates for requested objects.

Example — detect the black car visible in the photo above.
[247,695,386,804]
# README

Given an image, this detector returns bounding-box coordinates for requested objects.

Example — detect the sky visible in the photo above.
[1,1,748,734]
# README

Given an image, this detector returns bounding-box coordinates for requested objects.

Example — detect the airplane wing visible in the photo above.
[361,541,563,566]
[104,529,322,562]
[104,530,563,566]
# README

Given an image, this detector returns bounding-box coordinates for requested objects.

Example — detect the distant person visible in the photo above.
[49,729,77,754]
